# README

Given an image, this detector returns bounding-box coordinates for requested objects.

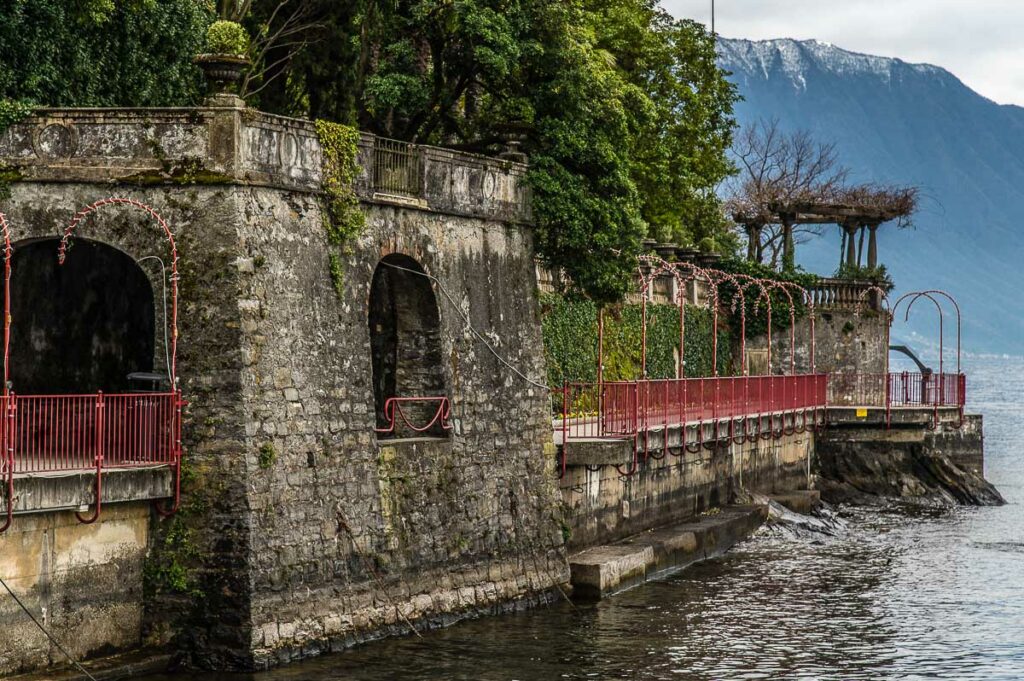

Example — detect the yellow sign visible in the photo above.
[856,408,868,418]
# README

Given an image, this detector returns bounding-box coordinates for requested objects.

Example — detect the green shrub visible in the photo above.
[206,20,249,56]
[540,292,730,389]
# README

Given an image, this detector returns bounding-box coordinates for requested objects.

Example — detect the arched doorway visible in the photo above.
[4,237,157,393]
[368,254,449,438]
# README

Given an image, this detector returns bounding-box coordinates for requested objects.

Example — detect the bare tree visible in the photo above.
[726,118,849,267]
[216,1,323,101]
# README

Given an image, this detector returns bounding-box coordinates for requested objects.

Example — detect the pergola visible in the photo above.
[735,193,915,269]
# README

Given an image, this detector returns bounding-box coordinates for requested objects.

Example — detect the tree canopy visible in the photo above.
[0,0,739,304]
[0,0,211,107]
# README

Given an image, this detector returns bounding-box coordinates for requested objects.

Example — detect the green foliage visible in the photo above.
[328,252,345,299]
[246,0,738,303]
[258,442,276,469]
[205,20,250,56]
[540,292,729,389]
[835,262,894,291]
[144,516,201,597]
[315,120,365,245]
[0,99,33,132]
[315,120,364,300]
[0,1,212,107]
[714,257,820,340]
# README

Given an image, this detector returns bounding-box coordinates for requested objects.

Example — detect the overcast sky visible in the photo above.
[665,0,1024,106]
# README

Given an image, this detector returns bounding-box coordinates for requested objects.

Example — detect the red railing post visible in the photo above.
[0,393,13,533]
[76,391,104,524]
[561,384,569,478]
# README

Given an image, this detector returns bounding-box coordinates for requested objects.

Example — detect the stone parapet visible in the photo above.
[0,105,531,224]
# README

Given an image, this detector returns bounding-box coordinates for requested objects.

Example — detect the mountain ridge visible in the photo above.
[717,37,1024,357]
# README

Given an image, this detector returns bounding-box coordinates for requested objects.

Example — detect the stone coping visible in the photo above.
[0,106,532,224]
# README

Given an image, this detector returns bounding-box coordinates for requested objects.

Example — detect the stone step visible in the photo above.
[568,505,767,600]
[768,489,821,514]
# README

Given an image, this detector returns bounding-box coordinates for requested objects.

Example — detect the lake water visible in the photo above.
[168,357,1024,680]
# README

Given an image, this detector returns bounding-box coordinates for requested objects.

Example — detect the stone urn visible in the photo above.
[655,242,677,260]
[674,247,699,263]
[696,252,722,268]
[193,54,250,95]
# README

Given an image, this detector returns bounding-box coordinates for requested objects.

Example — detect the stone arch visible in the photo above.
[368,253,448,438]
[3,236,157,393]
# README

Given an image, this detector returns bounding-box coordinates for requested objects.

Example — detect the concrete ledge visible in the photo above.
[6,650,172,681]
[568,505,767,600]
[769,489,821,514]
[562,438,633,466]
[11,466,173,514]
[827,406,962,427]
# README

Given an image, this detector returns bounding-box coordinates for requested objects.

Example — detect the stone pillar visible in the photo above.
[780,215,795,270]
[844,221,858,267]
[867,222,879,268]
[745,224,761,261]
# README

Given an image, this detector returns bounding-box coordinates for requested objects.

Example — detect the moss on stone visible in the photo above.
[258,442,277,469]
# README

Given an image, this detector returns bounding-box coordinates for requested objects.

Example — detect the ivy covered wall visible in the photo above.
[540,292,731,388]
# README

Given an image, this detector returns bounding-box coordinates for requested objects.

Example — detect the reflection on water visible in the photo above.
[162,359,1024,680]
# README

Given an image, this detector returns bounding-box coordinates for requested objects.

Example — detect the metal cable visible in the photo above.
[0,574,98,680]
[379,261,550,390]
[136,256,171,382]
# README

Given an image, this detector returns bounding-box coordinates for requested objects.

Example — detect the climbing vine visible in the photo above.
[315,119,364,244]
[540,292,730,388]
[714,257,819,340]
[315,119,364,298]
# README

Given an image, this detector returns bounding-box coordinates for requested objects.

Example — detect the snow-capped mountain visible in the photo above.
[718,37,1024,357]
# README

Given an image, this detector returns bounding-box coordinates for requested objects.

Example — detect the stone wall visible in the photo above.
[0,104,564,674]
[237,189,565,667]
[748,308,890,404]
[561,427,813,549]
[0,504,151,676]
[925,414,984,476]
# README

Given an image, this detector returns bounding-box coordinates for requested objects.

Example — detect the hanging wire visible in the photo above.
[0,574,98,681]
[136,256,171,382]
[379,261,550,390]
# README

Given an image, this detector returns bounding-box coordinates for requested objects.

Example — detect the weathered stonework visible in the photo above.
[0,504,152,676]
[750,308,890,380]
[560,422,814,549]
[816,410,1001,506]
[0,104,562,674]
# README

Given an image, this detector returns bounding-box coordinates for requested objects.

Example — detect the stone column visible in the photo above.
[867,222,879,268]
[844,221,859,267]
[780,214,795,270]
[745,223,761,261]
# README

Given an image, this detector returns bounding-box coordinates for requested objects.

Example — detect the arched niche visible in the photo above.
[3,237,157,393]
[368,254,448,439]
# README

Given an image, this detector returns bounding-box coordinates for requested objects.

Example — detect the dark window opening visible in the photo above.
[368,254,448,439]
[3,238,156,394]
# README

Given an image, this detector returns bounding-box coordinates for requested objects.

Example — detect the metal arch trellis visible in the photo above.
[60,197,182,387]
[894,289,961,376]
[58,197,185,522]
[891,289,963,429]
[856,285,892,320]
[891,291,946,378]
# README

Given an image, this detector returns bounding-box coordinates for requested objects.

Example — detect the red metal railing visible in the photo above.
[0,391,184,529]
[888,372,964,407]
[554,374,827,445]
[374,396,452,436]
[825,372,966,408]
[11,392,180,473]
